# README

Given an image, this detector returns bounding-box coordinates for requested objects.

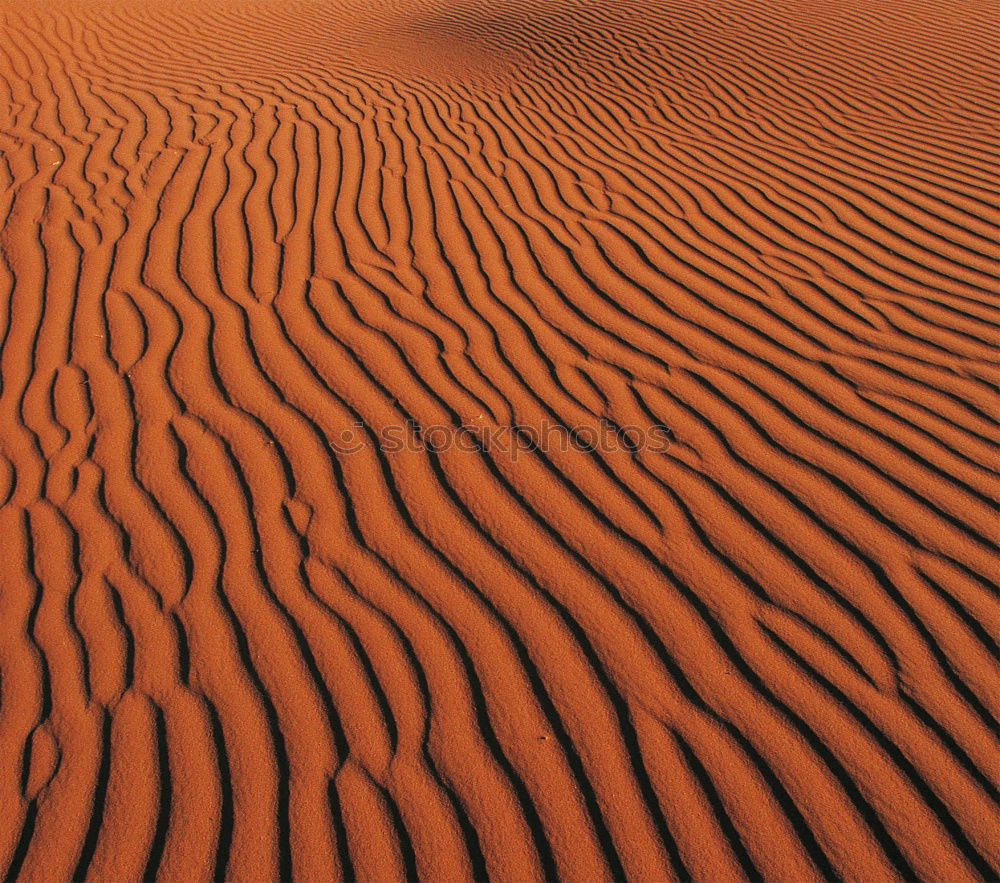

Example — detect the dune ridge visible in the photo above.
[0,0,998,879]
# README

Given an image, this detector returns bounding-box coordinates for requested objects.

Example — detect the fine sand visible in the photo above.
[0,0,998,879]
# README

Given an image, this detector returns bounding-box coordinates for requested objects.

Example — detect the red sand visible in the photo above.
[0,0,998,879]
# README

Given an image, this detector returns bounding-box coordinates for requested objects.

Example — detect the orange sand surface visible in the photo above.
[0,0,998,879]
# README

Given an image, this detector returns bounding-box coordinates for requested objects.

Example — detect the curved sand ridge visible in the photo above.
[0,0,998,879]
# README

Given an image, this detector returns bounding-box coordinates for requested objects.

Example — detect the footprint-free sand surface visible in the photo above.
[1,0,998,879]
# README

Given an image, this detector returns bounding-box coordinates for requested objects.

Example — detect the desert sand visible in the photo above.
[0,0,997,879]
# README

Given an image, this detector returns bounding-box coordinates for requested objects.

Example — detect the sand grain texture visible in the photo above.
[0,0,998,879]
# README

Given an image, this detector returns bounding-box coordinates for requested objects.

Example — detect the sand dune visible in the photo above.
[0,0,998,879]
